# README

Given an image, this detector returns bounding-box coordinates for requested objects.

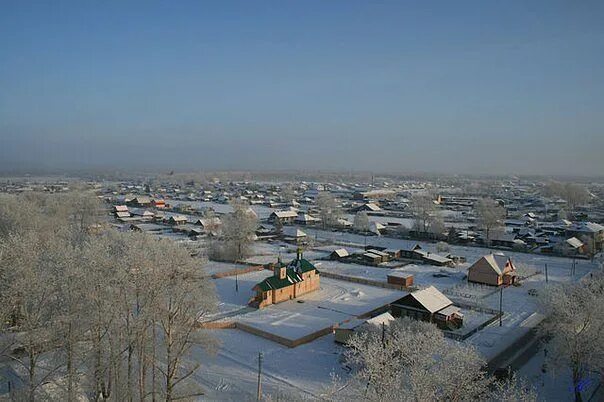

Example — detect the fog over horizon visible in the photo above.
[1,1,603,177]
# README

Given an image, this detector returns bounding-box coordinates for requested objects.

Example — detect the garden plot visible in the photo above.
[234,278,406,342]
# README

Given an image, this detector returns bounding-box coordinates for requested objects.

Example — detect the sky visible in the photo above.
[1,1,603,176]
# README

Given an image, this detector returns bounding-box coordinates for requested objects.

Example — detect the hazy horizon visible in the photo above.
[1,1,603,176]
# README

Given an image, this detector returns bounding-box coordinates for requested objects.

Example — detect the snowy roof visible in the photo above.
[565,237,584,249]
[331,248,349,258]
[272,210,298,218]
[408,286,452,314]
[283,227,307,238]
[568,222,604,233]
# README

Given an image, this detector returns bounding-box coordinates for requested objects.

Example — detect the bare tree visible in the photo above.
[475,198,506,246]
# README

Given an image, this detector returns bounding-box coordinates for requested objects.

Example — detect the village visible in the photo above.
[1,173,602,400]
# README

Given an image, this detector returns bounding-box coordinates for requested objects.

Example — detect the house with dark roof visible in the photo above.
[250,251,320,308]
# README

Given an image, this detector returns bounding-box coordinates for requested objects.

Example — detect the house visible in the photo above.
[130,208,155,220]
[565,222,604,253]
[250,251,320,308]
[489,232,526,249]
[362,251,384,265]
[352,202,381,213]
[152,199,166,208]
[467,254,517,286]
[555,237,585,256]
[114,205,131,218]
[400,244,424,259]
[268,210,298,225]
[421,253,454,267]
[391,286,463,329]
[335,312,395,344]
[387,272,414,287]
[282,227,307,241]
[295,213,321,225]
[127,196,152,207]
[194,217,222,232]
[166,215,188,225]
[329,248,350,260]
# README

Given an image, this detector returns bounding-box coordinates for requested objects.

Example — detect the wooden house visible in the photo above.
[467,254,517,286]
[268,210,298,225]
[330,248,350,260]
[391,286,463,330]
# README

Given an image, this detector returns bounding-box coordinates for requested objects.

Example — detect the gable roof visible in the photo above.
[471,254,513,276]
[408,286,452,314]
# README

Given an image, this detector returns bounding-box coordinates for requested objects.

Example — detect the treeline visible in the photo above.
[0,192,217,401]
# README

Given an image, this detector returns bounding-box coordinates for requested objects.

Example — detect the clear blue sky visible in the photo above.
[1,1,603,175]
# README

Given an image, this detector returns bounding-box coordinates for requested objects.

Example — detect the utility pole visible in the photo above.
[545,263,548,283]
[381,322,386,349]
[235,272,239,292]
[499,287,503,327]
[256,352,263,401]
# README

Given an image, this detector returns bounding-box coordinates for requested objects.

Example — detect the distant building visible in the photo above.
[268,210,298,225]
[329,248,350,260]
[565,222,604,253]
[467,254,517,286]
[250,251,320,308]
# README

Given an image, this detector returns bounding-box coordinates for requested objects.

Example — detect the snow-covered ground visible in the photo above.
[232,277,405,341]
[195,234,601,399]
[190,329,346,400]
[517,344,601,401]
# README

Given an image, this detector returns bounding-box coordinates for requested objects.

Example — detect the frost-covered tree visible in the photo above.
[353,211,370,233]
[409,193,437,235]
[315,192,342,229]
[211,199,258,261]
[339,318,536,402]
[539,273,604,402]
[475,198,506,246]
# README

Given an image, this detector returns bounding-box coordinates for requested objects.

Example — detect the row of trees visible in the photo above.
[0,192,217,401]
[542,182,590,212]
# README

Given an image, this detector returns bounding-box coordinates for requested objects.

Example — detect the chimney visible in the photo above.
[297,247,303,261]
